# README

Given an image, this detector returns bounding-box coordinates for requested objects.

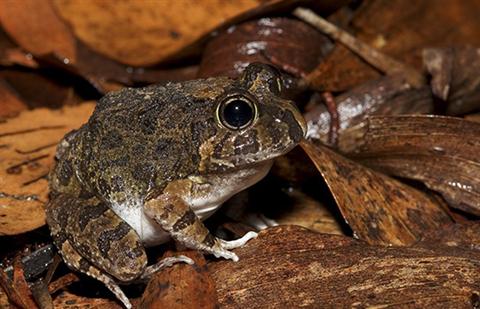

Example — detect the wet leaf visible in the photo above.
[305,75,433,151]
[350,115,480,216]
[0,103,95,235]
[141,251,218,309]
[53,0,291,67]
[300,140,452,245]
[197,17,333,78]
[423,47,480,115]
[210,225,480,308]
[0,0,76,62]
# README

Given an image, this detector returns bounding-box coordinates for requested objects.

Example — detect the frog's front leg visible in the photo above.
[144,193,257,262]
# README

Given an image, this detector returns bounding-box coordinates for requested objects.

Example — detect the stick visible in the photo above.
[293,7,425,88]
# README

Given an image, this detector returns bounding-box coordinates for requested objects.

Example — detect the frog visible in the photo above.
[45,63,307,308]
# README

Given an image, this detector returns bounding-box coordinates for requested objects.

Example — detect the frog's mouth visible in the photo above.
[209,145,297,171]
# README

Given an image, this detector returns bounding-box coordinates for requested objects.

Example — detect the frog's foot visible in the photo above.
[56,240,133,309]
[140,255,194,281]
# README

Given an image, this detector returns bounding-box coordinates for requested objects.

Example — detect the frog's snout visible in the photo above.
[285,104,308,143]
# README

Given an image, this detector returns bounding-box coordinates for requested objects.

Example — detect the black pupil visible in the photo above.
[222,99,254,129]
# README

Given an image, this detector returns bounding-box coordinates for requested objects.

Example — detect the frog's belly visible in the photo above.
[111,160,273,247]
[110,202,171,247]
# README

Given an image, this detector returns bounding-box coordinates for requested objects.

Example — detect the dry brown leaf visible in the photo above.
[210,225,480,308]
[140,251,218,309]
[0,78,27,119]
[310,0,480,91]
[0,0,76,62]
[354,0,480,68]
[423,47,480,115]
[52,290,121,309]
[0,27,38,68]
[301,140,452,246]
[53,0,289,67]
[350,115,480,216]
[0,288,8,309]
[306,44,381,92]
[0,70,82,109]
[275,190,344,235]
[0,103,95,235]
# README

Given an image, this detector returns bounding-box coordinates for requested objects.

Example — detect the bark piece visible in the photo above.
[210,225,480,308]
[301,140,452,245]
[350,115,480,216]
[0,103,95,235]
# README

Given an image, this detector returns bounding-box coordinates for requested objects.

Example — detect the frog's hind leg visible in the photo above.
[46,194,149,279]
[46,193,192,308]
[57,239,133,308]
[46,194,147,308]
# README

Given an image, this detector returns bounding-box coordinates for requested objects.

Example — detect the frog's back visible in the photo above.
[50,79,230,203]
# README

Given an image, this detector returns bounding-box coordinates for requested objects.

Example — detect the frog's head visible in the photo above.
[199,63,307,173]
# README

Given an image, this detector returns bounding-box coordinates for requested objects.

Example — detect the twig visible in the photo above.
[48,273,79,294]
[293,7,425,88]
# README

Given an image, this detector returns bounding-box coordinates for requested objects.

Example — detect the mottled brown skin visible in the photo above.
[46,63,306,308]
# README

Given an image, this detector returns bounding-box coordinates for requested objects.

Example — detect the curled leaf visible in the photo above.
[301,140,452,245]
[351,115,480,216]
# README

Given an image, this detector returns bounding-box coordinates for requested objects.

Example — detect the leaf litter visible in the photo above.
[2,1,480,308]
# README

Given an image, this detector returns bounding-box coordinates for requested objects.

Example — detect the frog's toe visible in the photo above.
[140,255,195,280]
[220,231,258,250]
[177,255,195,265]
[212,249,239,262]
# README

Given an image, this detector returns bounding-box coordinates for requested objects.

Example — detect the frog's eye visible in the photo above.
[217,95,257,130]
